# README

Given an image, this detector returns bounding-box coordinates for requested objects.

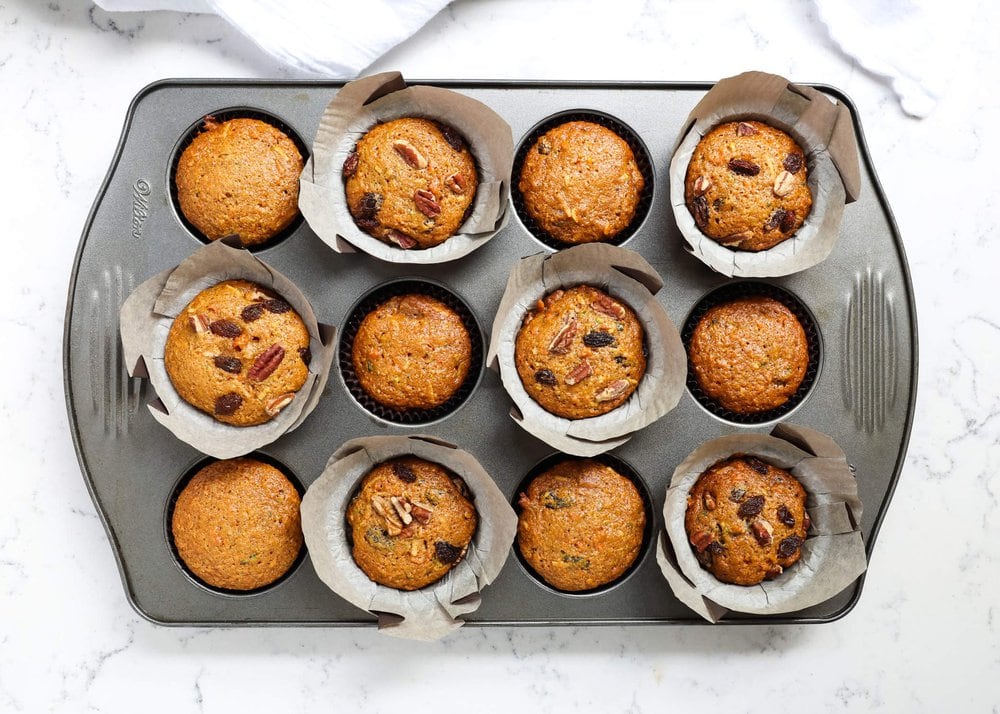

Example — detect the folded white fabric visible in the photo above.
[813,0,960,118]
[93,0,452,78]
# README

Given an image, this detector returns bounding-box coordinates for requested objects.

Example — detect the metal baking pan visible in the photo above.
[63,79,917,626]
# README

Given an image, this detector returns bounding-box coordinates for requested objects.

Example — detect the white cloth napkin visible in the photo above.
[813,0,960,118]
[93,0,452,78]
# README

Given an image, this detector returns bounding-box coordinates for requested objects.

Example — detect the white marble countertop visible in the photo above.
[3,0,998,711]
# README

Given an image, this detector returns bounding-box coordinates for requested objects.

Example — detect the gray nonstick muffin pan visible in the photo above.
[64,80,916,626]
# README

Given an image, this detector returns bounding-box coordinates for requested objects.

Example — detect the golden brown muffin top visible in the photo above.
[517,459,646,591]
[515,285,646,420]
[175,117,303,246]
[343,117,478,250]
[684,120,811,252]
[518,120,645,244]
[171,457,303,591]
[346,457,478,591]
[688,295,808,415]
[351,293,473,411]
[684,454,810,586]
[164,279,311,427]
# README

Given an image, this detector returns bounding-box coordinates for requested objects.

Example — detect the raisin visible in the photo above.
[737,495,765,519]
[728,158,761,176]
[780,209,797,233]
[209,320,242,338]
[744,456,770,475]
[784,152,804,174]
[614,355,627,365]
[214,392,243,416]
[355,216,379,231]
[582,331,615,348]
[213,356,242,374]
[712,197,724,211]
[764,209,786,232]
[706,541,724,556]
[240,303,264,322]
[690,194,709,229]
[729,487,746,502]
[434,541,462,564]
[342,151,359,178]
[358,191,383,218]
[440,124,465,152]
[561,554,590,569]
[263,299,291,314]
[542,491,572,509]
[534,369,557,385]
[393,462,417,483]
[777,535,804,559]
[298,346,312,366]
[776,505,795,527]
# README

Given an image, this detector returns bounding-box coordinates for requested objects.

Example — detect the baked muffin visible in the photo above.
[684,120,811,252]
[518,120,645,244]
[175,117,304,246]
[684,454,810,586]
[517,459,646,591]
[343,117,478,250]
[514,285,646,419]
[346,457,478,591]
[688,295,808,414]
[164,279,311,426]
[171,457,303,591]
[351,293,472,411]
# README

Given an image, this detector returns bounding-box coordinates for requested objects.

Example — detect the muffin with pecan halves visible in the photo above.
[343,117,478,250]
[514,285,646,420]
[164,279,311,426]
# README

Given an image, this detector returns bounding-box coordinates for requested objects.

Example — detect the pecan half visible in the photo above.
[190,313,211,334]
[445,172,467,195]
[213,356,242,374]
[390,496,413,526]
[595,379,631,402]
[689,530,713,554]
[248,344,285,382]
[803,511,812,531]
[264,392,295,417]
[737,122,759,136]
[564,361,593,386]
[692,175,712,196]
[392,139,427,169]
[410,501,433,525]
[342,151,359,178]
[751,518,774,546]
[690,194,709,229]
[209,319,242,338]
[728,158,761,176]
[591,294,626,320]
[414,189,441,217]
[773,170,795,197]
[703,492,717,511]
[214,392,243,416]
[386,229,417,249]
[783,152,804,174]
[737,494,765,519]
[721,230,752,247]
[547,312,579,354]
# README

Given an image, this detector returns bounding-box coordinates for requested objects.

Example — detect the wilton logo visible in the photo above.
[131,179,151,240]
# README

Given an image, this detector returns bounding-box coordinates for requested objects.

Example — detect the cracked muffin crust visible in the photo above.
[343,117,478,250]
[164,279,311,427]
[171,457,303,591]
[518,120,645,244]
[684,120,811,252]
[685,454,810,586]
[687,295,809,415]
[175,117,304,246]
[346,457,478,591]
[517,458,646,591]
[351,293,472,411]
[514,285,646,420]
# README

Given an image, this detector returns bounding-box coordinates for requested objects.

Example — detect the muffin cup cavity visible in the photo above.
[669,70,861,277]
[338,278,485,426]
[512,110,654,251]
[512,452,654,597]
[118,238,337,460]
[299,71,514,264]
[168,107,310,252]
[164,453,307,597]
[655,424,867,622]
[681,281,822,425]
[299,435,517,640]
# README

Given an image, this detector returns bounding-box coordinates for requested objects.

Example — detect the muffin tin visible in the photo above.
[64,80,916,625]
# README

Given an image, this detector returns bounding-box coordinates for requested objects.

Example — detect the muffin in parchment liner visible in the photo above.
[299,435,517,641]
[487,243,686,457]
[299,71,514,264]
[119,238,336,459]
[669,70,862,277]
[655,423,867,622]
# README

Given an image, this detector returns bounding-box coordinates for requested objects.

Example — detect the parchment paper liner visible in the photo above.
[487,243,686,457]
[299,435,517,641]
[655,423,867,622]
[119,238,336,459]
[299,71,514,264]
[669,70,861,277]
